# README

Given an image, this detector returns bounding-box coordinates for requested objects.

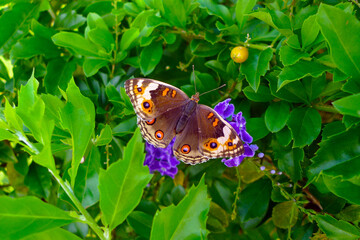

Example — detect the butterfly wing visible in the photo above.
[173,112,209,165]
[137,107,181,148]
[196,105,244,159]
[125,78,189,120]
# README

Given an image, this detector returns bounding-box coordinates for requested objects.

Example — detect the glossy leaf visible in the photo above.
[163,0,187,28]
[243,85,274,102]
[333,93,360,118]
[317,4,360,79]
[279,45,309,66]
[140,41,163,76]
[241,48,273,92]
[0,196,75,240]
[235,0,257,31]
[278,60,330,89]
[301,14,319,48]
[246,117,270,141]
[22,228,82,240]
[198,0,233,26]
[315,214,360,240]
[272,201,299,229]
[60,79,95,186]
[94,125,112,146]
[44,58,77,94]
[322,175,360,205]
[99,128,152,231]
[249,10,293,37]
[238,179,272,224]
[287,108,321,148]
[150,175,210,240]
[0,2,40,54]
[308,126,360,180]
[16,73,56,171]
[127,211,153,239]
[120,28,140,51]
[52,32,109,58]
[275,147,303,182]
[265,101,290,132]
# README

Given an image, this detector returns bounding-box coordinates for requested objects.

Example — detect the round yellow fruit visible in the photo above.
[231,46,249,63]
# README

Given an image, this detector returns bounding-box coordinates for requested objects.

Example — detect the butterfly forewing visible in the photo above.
[125,78,189,120]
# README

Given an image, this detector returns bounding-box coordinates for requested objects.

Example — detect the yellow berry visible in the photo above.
[231,46,249,63]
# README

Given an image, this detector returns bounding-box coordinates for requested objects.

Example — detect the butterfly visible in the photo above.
[125,78,244,165]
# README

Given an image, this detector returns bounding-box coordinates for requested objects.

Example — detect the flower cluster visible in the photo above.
[143,98,258,177]
[214,99,258,167]
[144,138,180,178]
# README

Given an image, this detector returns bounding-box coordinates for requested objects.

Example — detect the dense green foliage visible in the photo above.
[0,0,360,239]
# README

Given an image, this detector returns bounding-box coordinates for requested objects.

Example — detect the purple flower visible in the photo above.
[144,138,180,178]
[215,98,258,167]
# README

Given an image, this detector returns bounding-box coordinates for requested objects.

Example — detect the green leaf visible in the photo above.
[301,14,319,48]
[120,28,140,51]
[150,175,210,240]
[22,227,82,240]
[0,196,75,240]
[303,75,327,102]
[52,32,109,58]
[88,27,114,53]
[140,41,163,76]
[322,175,360,205]
[279,45,309,66]
[278,60,330,89]
[60,79,95,187]
[275,146,303,182]
[198,0,233,26]
[83,58,109,77]
[336,205,360,223]
[16,73,56,171]
[163,0,187,28]
[241,48,273,92]
[0,142,17,163]
[235,0,256,31]
[190,39,224,57]
[243,85,274,102]
[272,201,299,229]
[238,179,272,224]
[0,2,40,54]
[287,107,321,148]
[246,117,270,141]
[315,214,360,240]
[308,126,360,180]
[94,125,112,146]
[44,58,77,94]
[127,211,153,239]
[333,93,360,118]
[317,4,360,79]
[249,10,293,37]
[267,70,309,104]
[265,101,290,132]
[276,127,292,146]
[99,128,152,231]
[54,10,86,30]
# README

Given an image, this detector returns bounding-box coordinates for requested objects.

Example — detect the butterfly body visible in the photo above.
[125,78,244,165]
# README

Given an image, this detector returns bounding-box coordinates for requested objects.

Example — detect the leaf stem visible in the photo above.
[312,104,340,114]
[49,170,108,240]
[231,167,242,220]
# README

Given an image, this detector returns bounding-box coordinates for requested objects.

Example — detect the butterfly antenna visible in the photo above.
[192,65,197,94]
[199,84,226,97]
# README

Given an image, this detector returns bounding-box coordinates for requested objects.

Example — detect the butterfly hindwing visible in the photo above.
[173,113,209,165]
[138,107,181,148]
[196,105,244,159]
[125,78,189,120]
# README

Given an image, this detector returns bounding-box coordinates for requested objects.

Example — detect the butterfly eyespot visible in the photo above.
[143,101,150,109]
[155,130,164,140]
[210,142,218,149]
[146,118,156,125]
[181,144,191,154]
[228,142,233,146]
[141,100,154,113]
[134,85,144,94]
